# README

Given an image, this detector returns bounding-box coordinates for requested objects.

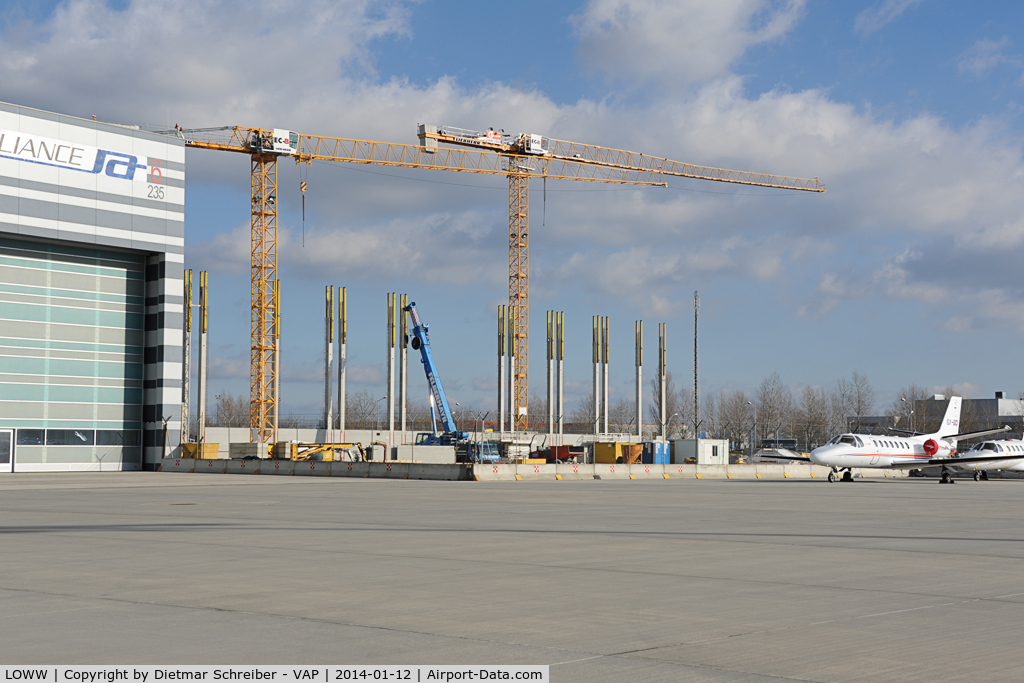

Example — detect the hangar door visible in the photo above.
[0,236,145,470]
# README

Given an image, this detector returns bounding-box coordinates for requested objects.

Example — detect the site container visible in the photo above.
[642,441,670,464]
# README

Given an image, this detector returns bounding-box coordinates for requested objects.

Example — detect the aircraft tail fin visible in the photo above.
[934,396,962,438]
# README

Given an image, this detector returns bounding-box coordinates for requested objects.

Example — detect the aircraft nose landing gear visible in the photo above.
[827,468,854,483]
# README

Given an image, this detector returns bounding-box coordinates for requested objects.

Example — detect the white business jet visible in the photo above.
[772,397,1017,483]
[957,437,1024,480]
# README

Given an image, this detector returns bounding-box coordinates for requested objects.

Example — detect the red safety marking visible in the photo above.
[175,459,180,466]
[274,461,280,469]
[610,465,615,473]
[492,466,499,473]
[387,463,393,471]
[208,461,213,467]
[534,465,540,473]
[645,465,650,472]
[678,465,683,472]
[573,464,578,473]
[347,463,353,470]
[310,463,315,469]
[240,461,246,468]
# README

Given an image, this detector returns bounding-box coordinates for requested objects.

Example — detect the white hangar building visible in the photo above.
[0,101,185,472]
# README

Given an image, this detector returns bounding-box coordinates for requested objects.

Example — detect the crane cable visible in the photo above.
[299,162,309,247]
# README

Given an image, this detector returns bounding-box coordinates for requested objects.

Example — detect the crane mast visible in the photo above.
[173,123,824,439]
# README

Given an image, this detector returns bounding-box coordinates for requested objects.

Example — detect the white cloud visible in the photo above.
[8,0,1024,344]
[956,37,1020,77]
[571,0,805,85]
[854,0,924,36]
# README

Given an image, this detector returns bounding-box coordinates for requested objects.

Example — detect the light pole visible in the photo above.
[662,412,678,438]
[747,401,757,457]
[901,398,915,432]
[374,395,387,430]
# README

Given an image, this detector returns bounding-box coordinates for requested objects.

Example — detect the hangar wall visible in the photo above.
[0,101,185,471]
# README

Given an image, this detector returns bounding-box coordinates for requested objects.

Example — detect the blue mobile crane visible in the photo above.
[405,302,499,462]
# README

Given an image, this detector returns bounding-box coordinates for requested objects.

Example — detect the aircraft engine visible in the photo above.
[923,439,939,455]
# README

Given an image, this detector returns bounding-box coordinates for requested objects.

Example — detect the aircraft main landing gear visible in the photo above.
[939,467,956,484]
[972,471,989,481]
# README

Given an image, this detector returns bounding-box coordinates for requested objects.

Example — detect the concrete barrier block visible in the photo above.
[192,458,227,474]
[409,464,470,480]
[782,464,811,478]
[261,459,295,475]
[332,461,370,478]
[722,464,756,479]
[224,459,263,474]
[629,464,666,478]
[159,457,195,473]
[667,464,697,478]
[594,463,631,479]
[555,463,595,480]
[294,460,332,476]
[472,464,518,481]
[369,462,411,479]
[695,465,728,479]
[754,464,787,479]
[512,463,558,480]
[809,465,832,479]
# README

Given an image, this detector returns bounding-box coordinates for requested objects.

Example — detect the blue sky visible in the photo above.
[4,0,1024,419]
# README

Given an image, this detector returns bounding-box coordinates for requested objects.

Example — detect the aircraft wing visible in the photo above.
[888,428,924,436]
[756,453,810,462]
[951,426,1012,441]
[887,452,1024,470]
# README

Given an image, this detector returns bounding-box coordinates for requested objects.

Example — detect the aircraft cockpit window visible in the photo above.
[981,443,999,452]
[837,435,858,446]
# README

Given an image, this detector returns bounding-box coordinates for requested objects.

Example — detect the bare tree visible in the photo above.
[648,370,685,437]
[609,398,637,433]
[799,386,831,449]
[830,377,853,434]
[849,371,875,432]
[717,389,751,449]
[213,391,249,427]
[701,392,718,438]
[885,384,929,432]
[756,373,792,443]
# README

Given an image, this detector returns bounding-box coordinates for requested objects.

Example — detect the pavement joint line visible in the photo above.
[0,584,599,659]
[8,525,1023,601]
[0,606,99,620]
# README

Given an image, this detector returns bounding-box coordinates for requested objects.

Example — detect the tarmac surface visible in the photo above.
[2,472,1023,682]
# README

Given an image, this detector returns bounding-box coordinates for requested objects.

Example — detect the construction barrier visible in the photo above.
[293,460,332,476]
[261,459,295,475]
[159,459,905,482]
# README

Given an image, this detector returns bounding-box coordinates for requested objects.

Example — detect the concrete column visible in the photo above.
[387,293,396,441]
[636,320,642,439]
[400,294,408,437]
[557,311,564,443]
[338,287,346,435]
[180,269,192,445]
[659,323,667,439]
[498,305,506,436]
[507,305,516,433]
[593,316,600,436]
[324,286,334,435]
[547,311,554,436]
[197,271,208,444]
[602,316,609,434]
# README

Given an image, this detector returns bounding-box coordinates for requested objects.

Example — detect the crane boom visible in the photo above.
[405,302,464,441]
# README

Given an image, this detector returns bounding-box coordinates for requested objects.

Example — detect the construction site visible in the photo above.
[0,100,831,478]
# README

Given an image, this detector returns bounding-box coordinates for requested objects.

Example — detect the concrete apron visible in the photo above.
[158,459,905,482]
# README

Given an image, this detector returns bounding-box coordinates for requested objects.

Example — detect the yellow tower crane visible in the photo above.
[175,124,824,440]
